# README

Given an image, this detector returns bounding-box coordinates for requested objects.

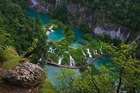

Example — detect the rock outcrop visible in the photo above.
[1,62,45,87]
[94,26,130,42]
[29,0,131,42]
[30,0,53,13]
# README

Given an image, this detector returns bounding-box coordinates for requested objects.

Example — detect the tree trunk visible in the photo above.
[116,68,124,93]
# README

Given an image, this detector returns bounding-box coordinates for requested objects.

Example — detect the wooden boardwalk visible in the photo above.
[46,55,105,69]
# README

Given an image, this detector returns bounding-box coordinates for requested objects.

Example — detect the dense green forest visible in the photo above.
[0,0,47,61]
[46,0,140,58]
[47,0,140,33]
[0,0,140,93]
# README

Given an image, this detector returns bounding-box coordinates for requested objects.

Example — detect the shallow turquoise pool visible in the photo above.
[44,65,80,89]
[47,28,66,42]
[70,28,87,49]
[26,8,51,27]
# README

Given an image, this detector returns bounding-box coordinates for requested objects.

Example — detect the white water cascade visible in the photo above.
[94,50,98,55]
[87,48,92,58]
[46,25,54,35]
[47,46,55,53]
[49,25,54,32]
[37,54,44,64]
[31,0,38,8]
[82,50,86,57]
[70,55,75,66]
[100,46,103,54]
[58,55,64,65]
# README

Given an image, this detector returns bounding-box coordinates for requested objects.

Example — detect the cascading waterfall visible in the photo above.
[87,48,92,58]
[100,46,103,54]
[65,50,69,53]
[93,50,98,55]
[82,50,86,57]
[70,55,75,66]
[37,54,44,64]
[47,46,55,53]
[58,55,64,65]
[49,25,54,32]
[46,25,54,35]
[31,0,38,8]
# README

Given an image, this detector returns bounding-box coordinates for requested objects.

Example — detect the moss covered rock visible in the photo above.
[1,62,45,88]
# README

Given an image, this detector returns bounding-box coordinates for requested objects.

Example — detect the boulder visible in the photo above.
[1,62,45,88]
[77,40,87,46]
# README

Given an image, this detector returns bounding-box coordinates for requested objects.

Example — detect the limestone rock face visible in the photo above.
[1,62,45,87]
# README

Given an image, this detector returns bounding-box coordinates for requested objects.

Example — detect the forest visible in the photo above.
[0,0,140,93]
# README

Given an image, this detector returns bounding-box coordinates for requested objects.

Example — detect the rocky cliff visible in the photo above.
[29,0,140,43]
[0,62,45,93]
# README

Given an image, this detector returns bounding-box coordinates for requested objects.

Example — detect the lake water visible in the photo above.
[26,8,51,27]
[26,8,115,89]
[47,28,66,42]
[70,28,87,49]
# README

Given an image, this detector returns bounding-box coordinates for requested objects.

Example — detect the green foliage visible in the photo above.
[11,0,28,8]
[70,49,86,66]
[0,47,27,69]
[50,20,64,27]
[0,29,12,50]
[44,0,56,4]
[39,78,55,93]
[54,42,140,93]
[0,0,47,61]
[79,23,92,33]
[48,0,140,35]
[48,53,58,63]
[102,42,140,92]
[55,68,77,93]
[51,5,68,22]
[53,24,59,30]
[83,33,93,42]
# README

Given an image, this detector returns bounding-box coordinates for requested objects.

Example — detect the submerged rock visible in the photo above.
[78,40,87,46]
[1,62,45,88]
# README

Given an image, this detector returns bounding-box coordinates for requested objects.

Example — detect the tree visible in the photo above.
[55,68,77,93]
[103,42,140,93]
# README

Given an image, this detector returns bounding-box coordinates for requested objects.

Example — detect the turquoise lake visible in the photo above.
[70,28,87,49]
[26,8,115,88]
[26,8,51,27]
[47,28,66,42]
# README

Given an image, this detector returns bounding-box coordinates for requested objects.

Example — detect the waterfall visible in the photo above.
[94,50,98,55]
[38,58,42,62]
[100,46,103,54]
[70,55,75,66]
[49,25,54,32]
[65,50,69,53]
[47,46,55,53]
[46,25,54,35]
[82,50,86,57]
[31,0,38,8]
[37,54,44,64]
[58,55,63,65]
[87,48,92,58]
[46,31,50,35]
